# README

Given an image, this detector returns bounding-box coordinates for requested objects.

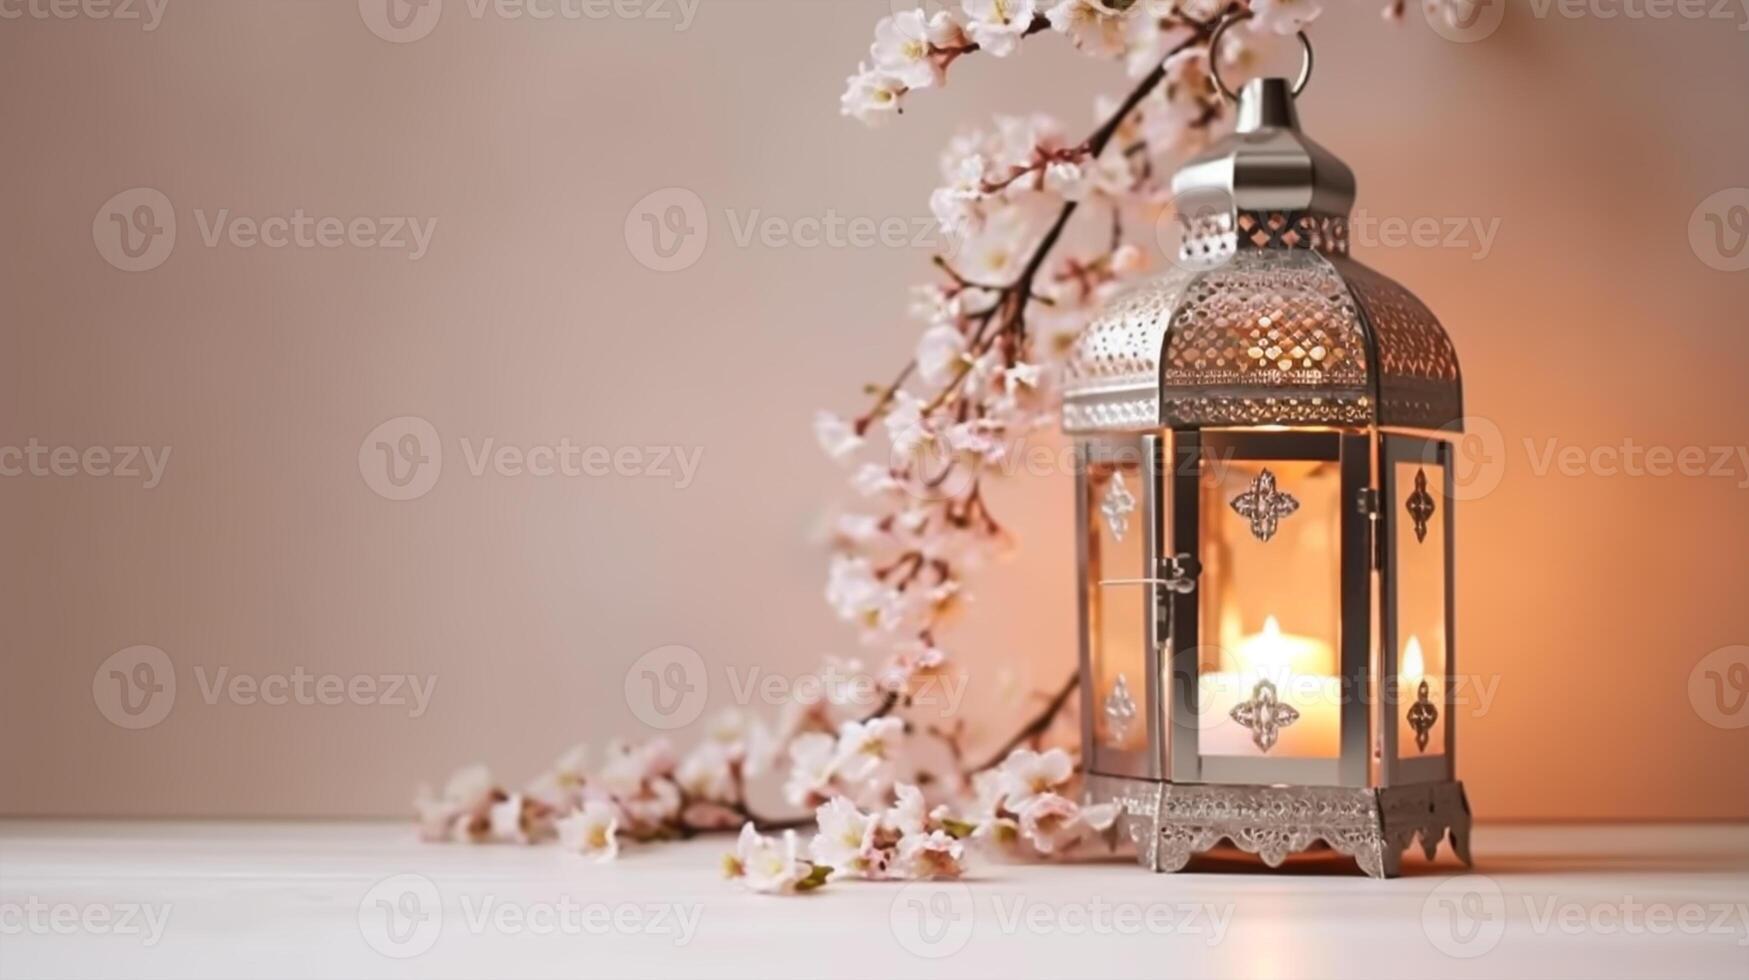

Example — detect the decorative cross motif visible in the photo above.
[1229,679,1300,753]
[1101,471,1136,542]
[1229,468,1299,543]
[1406,468,1437,544]
[1103,674,1137,745]
[1407,679,1439,753]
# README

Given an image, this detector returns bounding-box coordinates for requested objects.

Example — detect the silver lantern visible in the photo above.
[1065,47,1473,879]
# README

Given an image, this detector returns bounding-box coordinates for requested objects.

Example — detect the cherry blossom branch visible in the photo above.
[971,671,1080,772]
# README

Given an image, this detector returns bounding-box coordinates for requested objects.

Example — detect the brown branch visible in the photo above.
[970,671,1079,773]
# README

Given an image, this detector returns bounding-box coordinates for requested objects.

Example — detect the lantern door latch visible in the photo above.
[1356,487,1382,569]
[1097,554,1200,592]
[1157,553,1201,594]
[1153,553,1199,643]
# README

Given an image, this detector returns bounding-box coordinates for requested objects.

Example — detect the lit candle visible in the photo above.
[1398,634,1444,755]
[1402,635,1426,682]
[1199,615,1341,758]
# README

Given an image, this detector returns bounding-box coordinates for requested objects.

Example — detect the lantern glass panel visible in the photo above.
[1393,458,1448,761]
[1196,456,1343,760]
[1085,454,1148,755]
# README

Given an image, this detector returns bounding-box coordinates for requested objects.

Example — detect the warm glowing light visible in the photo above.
[1402,635,1426,681]
[1200,613,1341,757]
[1253,615,1287,670]
[1228,614,1336,679]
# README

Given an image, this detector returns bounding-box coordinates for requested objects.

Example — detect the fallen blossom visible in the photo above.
[726,824,831,894]
[557,800,621,862]
[1016,791,1119,854]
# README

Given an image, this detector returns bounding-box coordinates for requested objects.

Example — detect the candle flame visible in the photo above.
[1249,615,1287,672]
[1402,636,1426,680]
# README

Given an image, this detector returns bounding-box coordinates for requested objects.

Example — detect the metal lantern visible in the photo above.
[1065,52,1473,879]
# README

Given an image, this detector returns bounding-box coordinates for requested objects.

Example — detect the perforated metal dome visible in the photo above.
[1062,78,1462,435]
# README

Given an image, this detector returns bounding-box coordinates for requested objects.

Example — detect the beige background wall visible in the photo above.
[2,1,1746,820]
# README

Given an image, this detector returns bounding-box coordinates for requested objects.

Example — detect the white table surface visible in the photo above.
[2,820,1745,979]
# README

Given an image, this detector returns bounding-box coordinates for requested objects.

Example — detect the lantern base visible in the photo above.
[1087,775,1472,879]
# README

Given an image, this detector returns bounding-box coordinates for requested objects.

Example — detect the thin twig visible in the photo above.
[970,671,1080,773]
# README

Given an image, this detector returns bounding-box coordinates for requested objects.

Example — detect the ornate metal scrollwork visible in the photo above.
[1407,679,1439,753]
[1406,467,1436,544]
[1229,679,1300,753]
[1103,674,1137,745]
[1230,468,1300,542]
[1101,470,1136,541]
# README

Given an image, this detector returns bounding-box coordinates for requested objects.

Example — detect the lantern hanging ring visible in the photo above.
[1208,13,1314,103]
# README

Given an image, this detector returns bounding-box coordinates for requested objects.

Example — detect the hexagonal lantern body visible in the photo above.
[1064,79,1472,878]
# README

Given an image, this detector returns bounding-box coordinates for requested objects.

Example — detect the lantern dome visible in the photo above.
[1062,78,1463,435]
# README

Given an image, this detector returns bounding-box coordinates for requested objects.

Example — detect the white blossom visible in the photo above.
[557,800,621,862]
[915,323,968,384]
[1046,0,1132,59]
[832,716,906,789]
[840,65,905,127]
[899,829,967,878]
[962,0,1038,57]
[851,462,902,497]
[1016,791,1117,854]
[810,797,885,878]
[872,10,943,90]
[676,739,738,805]
[782,731,841,808]
[814,410,864,461]
[727,824,825,894]
[995,747,1074,809]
